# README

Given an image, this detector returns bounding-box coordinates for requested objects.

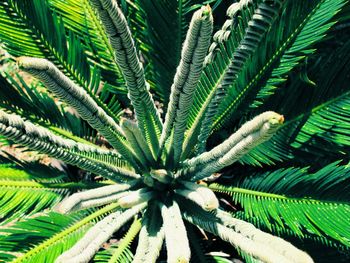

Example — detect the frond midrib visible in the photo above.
[0,180,112,190]
[210,184,350,205]
[283,88,350,128]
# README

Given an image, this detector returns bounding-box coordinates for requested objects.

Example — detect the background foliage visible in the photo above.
[0,0,349,262]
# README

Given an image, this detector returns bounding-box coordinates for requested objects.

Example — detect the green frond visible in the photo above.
[241,37,350,166]
[9,203,120,263]
[210,161,350,246]
[289,91,350,157]
[213,0,347,131]
[0,0,87,80]
[0,212,80,263]
[234,211,350,262]
[0,164,68,224]
[0,157,117,225]
[251,0,346,108]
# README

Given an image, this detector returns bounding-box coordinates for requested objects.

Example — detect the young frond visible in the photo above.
[54,183,133,214]
[183,210,313,263]
[160,5,213,164]
[0,110,139,182]
[88,0,162,154]
[161,200,191,263]
[175,181,219,211]
[178,111,283,180]
[16,57,141,166]
[217,209,314,263]
[120,118,156,167]
[133,205,164,263]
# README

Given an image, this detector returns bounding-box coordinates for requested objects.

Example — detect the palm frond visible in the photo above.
[0,72,128,164]
[180,112,283,180]
[17,57,139,170]
[0,163,67,224]
[193,0,284,155]
[213,0,347,130]
[0,212,79,262]
[6,203,120,263]
[241,36,350,166]
[121,119,156,168]
[0,154,114,224]
[210,161,350,246]
[0,71,78,133]
[250,0,344,108]
[0,69,95,143]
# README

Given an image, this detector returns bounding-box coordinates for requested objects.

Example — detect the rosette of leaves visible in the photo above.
[0,0,349,262]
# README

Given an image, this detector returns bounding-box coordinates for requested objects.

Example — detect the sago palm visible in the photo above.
[0,0,349,262]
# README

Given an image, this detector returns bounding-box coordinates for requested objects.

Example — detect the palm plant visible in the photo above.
[0,0,349,262]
